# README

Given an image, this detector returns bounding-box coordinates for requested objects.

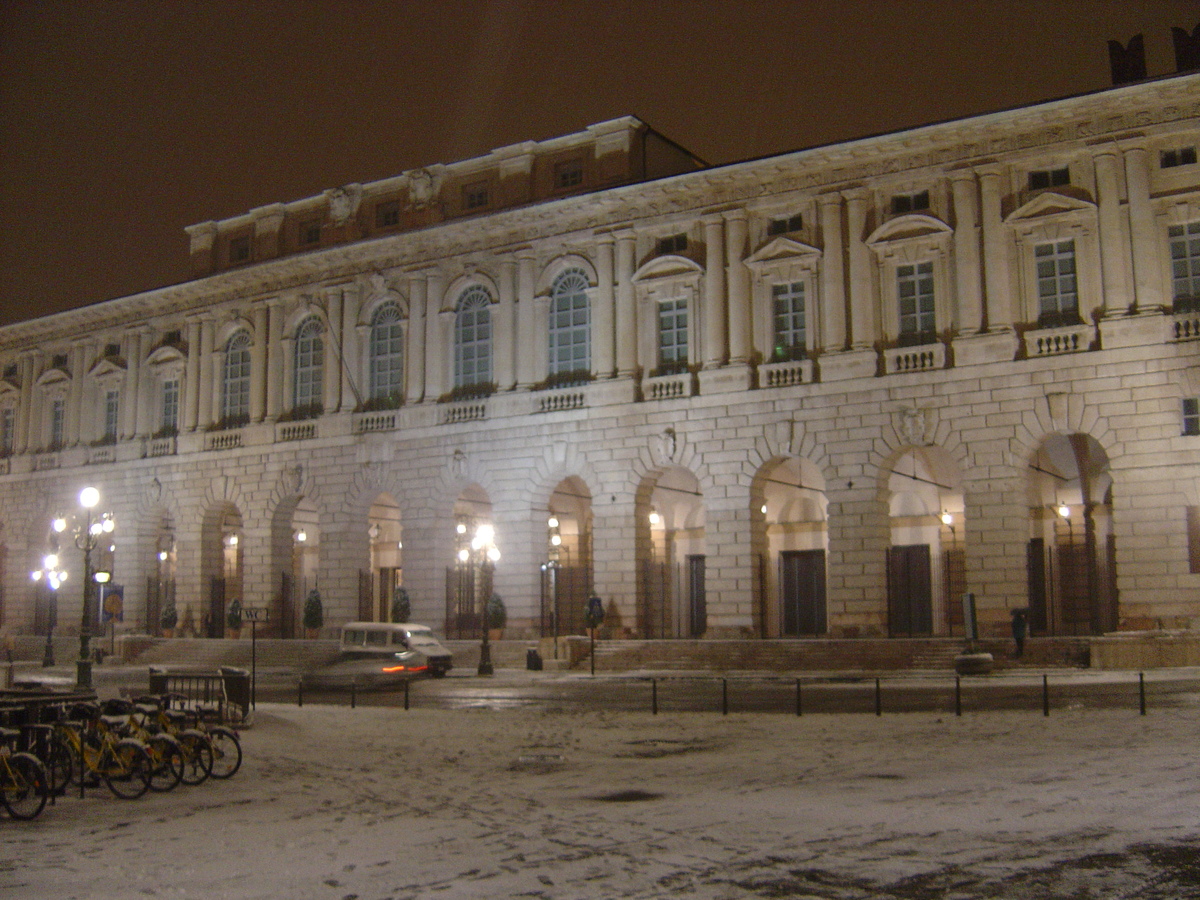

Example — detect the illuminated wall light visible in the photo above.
[941,511,953,526]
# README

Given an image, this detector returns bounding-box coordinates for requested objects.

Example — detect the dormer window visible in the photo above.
[767,214,804,236]
[657,233,688,255]
[554,158,584,190]
[1161,147,1198,169]
[163,330,182,346]
[375,200,400,229]
[890,191,929,215]
[229,235,251,264]
[464,182,490,210]
[300,219,322,245]
[104,343,120,358]
[3,365,16,380]
[52,354,68,369]
[1028,167,1070,191]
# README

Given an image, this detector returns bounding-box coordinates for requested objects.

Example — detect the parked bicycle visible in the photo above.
[134,694,241,780]
[0,727,48,820]
[47,703,153,800]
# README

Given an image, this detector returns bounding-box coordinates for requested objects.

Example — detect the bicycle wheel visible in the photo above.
[207,727,242,779]
[104,740,152,800]
[148,735,183,792]
[177,730,213,786]
[45,732,76,797]
[3,753,48,820]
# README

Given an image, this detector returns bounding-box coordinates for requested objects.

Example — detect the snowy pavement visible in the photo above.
[4,698,1200,899]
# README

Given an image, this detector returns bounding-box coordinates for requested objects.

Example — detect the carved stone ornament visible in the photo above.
[652,428,678,467]
[451,449,467,480]
[900,407,928,447]
[325,185,363,226]
[408,169,438,207]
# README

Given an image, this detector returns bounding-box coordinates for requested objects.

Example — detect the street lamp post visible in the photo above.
[52,486,115,690]
[30,551,66,667]
[458,522,499,676]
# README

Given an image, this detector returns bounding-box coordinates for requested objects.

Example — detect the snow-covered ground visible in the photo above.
[4,699,1199,899]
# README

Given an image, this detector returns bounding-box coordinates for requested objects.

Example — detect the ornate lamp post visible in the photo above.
[30,551,66,667]
[52,486,115,689]
[458,522,499,676]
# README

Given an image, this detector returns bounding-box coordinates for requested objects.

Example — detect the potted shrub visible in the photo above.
[390,587,411,624]
[160,602,178,638]
[226,598,243,638]
[485,593,506,640]
[303,588,324,638]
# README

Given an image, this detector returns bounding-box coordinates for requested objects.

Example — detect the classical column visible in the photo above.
[702,215,727,368]
[516,251,538,387]
[183,318,201,432]
[950,169,983,334]
[250,305,268,422]
[198,318,215,428]
[615,231,637,375]
[1093,149,1130,315]
[593,235,616,377]
[494,258,517,391]
[818,194,847,351]
[424,272,446,398]
[324,289,342,413]
[124,328,143,438]
[340,286,361,411]
[405,273,426,403]
[845,189,874,349]
[66,342,85,446]
[1123,144,1162,311]
[16,352,35,453]
[979,165,1012,330]
[724,210,751,363]
[265,300,283,421]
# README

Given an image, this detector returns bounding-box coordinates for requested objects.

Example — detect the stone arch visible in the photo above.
[199,500,243,640]
[634,462,706,639]
[536,254,599,295]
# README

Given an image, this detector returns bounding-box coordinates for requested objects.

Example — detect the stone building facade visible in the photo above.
[2,77,1198,646]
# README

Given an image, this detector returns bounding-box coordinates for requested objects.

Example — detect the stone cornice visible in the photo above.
[2,73,1196,352]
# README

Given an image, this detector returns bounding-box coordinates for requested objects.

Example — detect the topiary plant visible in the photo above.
[303,588,324,632]
[391,587,411,624]
[485,593,506,631]
[160,602,178,631]
[226,598,243,630]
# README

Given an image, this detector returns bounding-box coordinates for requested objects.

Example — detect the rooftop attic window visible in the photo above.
[164,330,182,346]
[554,158,584,190]
[657,233,688,255]
[1162,147,1198,169]
[890,191,929,215]
[464,182,490,210]
[52,354,68,369]
[1028,167,1070,191]
[3,365,16,379]
[229,235,251,264]
[767,214,804,236]
[104,343,120,358]
[300,219,322,245]
[375,200,400,229]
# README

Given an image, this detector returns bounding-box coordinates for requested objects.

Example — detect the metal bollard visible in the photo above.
[298,680,304,707]
[955,675,962,717]
[721,678,728,715]
[795,678,803,717]
[404,680,410,711]
[1139,671,1146,716]
[651,678,658,715]
[1042,674,1050,717]
[350,682,357,709]
[875,677,882,716]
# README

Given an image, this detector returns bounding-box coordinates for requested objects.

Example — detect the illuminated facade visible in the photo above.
[1,77,1198,646]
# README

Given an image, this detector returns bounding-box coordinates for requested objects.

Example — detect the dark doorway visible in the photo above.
[687,555,706,637]
[208,577,225,639]
[780,549,826,636]
[887,544,932,636]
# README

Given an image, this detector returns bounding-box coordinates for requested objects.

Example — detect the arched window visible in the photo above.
[454,286,492,388]
[368,303,404,403]
[548,269,591,377]
[220,331,252,425]
[293,317,324,414]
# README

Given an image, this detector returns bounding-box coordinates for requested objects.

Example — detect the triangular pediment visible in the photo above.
[146,345,187,368]
[746,236,822,267]
[1006,190,1096,224]
[35,367,71,389]
[632,254,703,283]
[866,213,952,246]
[88,357,127,379]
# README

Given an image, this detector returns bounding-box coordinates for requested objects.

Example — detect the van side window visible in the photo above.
[366,630,388,646]
[344,629,364,646]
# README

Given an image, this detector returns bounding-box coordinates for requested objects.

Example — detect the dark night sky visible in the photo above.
[1,0,1196,326]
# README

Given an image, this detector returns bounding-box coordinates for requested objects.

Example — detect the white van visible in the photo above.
[339,622,453,677]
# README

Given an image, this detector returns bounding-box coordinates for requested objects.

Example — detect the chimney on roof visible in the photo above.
[1173,24,1200,72]
[1108,34,1146,85]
